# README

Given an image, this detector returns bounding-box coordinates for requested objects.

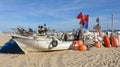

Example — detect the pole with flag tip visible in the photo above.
[76,12,89,47]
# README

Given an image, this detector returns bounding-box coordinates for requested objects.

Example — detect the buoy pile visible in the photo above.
[72,40,87,51]
[72,34,120,51]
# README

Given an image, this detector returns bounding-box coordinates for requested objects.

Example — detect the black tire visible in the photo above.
[51,40,58,47]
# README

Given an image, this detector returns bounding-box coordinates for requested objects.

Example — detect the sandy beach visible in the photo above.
[0,34,120,67]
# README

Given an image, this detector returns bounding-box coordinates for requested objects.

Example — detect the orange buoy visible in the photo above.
[95,41,101,48]
[103,35,111,48]
[111,36,119,47]
[72,40,86,51]
[77,45,87,51]
[77,40,83,46]
[72,40,83,46]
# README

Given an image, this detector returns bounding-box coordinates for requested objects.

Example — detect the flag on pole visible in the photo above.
[77,12,89,29]
[82,15,89,29]
[81,15,89,29]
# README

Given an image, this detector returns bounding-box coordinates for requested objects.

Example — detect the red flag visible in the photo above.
[80,15,89,25]
[77,12,82,19]
[80,19,84,25]
[77,12,89,29]
[83,15,88,21]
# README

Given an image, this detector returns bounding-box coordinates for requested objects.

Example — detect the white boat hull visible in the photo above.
[12,35,73,51]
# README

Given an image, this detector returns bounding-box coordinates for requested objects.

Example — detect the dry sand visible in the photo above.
[0,34,120,67]
[0,34,11,47]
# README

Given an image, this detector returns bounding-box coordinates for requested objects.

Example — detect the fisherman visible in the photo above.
[74,29,83,40]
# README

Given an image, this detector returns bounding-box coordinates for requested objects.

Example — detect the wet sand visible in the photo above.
[0,34,120,67]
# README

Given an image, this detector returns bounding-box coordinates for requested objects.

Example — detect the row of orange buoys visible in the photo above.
[103,35,119,47]
[72,40,87,51]
[72,35,119,51]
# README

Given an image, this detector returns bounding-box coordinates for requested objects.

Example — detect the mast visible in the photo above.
[112,11,114,33]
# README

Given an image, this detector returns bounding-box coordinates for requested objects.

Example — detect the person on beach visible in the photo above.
[74,29,83,40]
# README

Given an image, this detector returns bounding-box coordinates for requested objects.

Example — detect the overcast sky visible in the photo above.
[0,0,120,32]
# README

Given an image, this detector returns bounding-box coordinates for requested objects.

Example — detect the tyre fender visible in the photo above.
[51,40,58,47]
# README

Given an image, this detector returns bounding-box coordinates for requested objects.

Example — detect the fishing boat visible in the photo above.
[11,33,73,52]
